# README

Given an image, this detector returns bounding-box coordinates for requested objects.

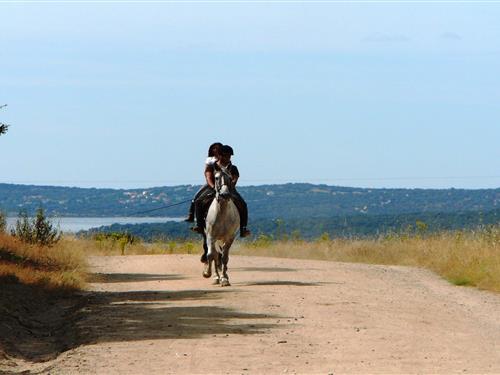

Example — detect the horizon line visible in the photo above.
[1,179,499,190]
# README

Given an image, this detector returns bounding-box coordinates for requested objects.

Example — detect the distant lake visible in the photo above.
[5,217,183,233]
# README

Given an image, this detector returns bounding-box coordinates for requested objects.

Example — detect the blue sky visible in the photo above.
[0,1,499,189]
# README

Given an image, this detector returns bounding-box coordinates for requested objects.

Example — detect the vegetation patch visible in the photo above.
[235,225,500,293]
[0,233,87,290]
[0,231,88,369]
[81,225,500,294]
[450,277,474,287]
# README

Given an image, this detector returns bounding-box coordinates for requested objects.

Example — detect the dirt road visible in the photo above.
[22,254,500,374]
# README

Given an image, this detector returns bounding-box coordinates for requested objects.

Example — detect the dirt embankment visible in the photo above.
[0,276,85,374]
[2,254,500,374]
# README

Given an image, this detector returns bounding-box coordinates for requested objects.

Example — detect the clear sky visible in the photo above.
[1,1,499,189]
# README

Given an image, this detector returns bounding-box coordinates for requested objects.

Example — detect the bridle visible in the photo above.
[214,164,233,202]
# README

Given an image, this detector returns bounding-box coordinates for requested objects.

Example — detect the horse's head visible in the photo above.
[214,167,233,202]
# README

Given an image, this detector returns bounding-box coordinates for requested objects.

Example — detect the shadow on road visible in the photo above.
[1,282,280,365]
[233,267,297,273]
[77,289,279,346]
[88,273,185,283]
[241,281,321,287]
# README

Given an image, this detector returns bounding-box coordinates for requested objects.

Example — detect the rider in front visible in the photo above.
[191,144,250,239]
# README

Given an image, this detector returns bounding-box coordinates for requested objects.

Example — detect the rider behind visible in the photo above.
[185,142,222,223]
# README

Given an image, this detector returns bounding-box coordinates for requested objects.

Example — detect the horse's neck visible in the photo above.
[215,163,232,178]
[212,198,227,214]
[211,198,236,221]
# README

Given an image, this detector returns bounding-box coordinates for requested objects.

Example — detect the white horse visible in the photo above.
[202,165,240,287]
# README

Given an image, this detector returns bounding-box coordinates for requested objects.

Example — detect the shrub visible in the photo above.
[92,232,137,255]
[0,210,6,233]
[11,208,61,246]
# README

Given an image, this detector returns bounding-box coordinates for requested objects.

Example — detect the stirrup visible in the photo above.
[184,214,195,223]
[191,226,204,234]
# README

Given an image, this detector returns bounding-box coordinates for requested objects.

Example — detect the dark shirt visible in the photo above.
[210,162,239,179]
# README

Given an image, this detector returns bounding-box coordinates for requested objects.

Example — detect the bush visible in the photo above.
[92,232,137,255]
[0,210,6,233]
[11,208,61,246]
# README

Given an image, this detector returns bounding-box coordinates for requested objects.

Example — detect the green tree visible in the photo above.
[0,210,6,233]
[12,210,33,243]
[33,208,61,246]
[11,208,61,246]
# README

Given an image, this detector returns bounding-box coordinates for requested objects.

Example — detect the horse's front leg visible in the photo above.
[212,250,222,285]
[203,234,215,279]
[201,234,208,264]
[220,238,234,287]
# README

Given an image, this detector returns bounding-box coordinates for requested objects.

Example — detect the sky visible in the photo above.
[0,1,499,190]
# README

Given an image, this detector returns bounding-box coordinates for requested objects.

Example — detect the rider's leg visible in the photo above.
[232,190,250,237]
[192,188,215,233]
[192,199,205,234]
[185,201,195,222]
[185,185,209,222]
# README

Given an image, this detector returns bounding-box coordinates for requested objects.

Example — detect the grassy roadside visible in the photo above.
[0,233,88,367]
[77,226,500,293]
[0,233,87,291]
[236,226,500,293]
[7,224,492,294]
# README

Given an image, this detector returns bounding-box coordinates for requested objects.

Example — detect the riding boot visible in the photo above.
[240,227,251,237]
[191,198,206,234]
[232,190,250,237]
[184,201,195,222]
[186,185,211,222]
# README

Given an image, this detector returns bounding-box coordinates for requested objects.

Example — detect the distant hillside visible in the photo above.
[0,183,498,218]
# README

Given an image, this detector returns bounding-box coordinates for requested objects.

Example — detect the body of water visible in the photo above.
[5,217,183,233]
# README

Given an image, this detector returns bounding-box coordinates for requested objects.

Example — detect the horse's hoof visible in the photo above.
[203,267,212,278]
[212,277,220,285]
[220,278,230,287]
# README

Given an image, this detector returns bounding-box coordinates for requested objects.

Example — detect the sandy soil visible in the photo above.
[10,254,500,374]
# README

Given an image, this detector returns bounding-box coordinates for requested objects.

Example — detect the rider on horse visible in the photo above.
[187,144,250,238]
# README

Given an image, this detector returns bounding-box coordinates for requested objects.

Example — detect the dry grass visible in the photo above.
[66,226,500,293]
[234,227,500,293]
[69,235,200,256]
[0,233,88,291]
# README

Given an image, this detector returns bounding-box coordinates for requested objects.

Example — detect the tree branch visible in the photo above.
[0,123,8,135]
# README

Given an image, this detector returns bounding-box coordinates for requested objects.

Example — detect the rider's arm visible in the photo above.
[205,165,215,188]
[230,165,240,187]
